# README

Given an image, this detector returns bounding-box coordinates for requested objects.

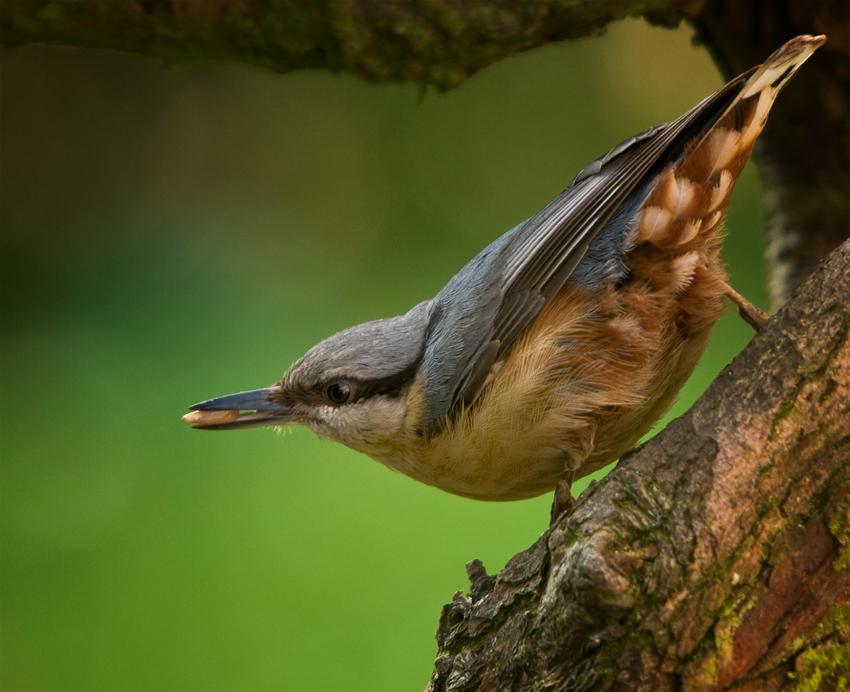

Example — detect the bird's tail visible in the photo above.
[634,34,826,251]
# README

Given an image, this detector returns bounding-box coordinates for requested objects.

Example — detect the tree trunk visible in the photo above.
[429,238,850,691]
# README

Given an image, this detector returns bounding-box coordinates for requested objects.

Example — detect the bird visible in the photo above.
[183,35,825,521]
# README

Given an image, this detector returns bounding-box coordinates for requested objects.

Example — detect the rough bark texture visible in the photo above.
[428,239,850,691]
[0,0,706,90]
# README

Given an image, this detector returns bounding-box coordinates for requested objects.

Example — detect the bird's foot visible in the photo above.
[550,479,575,526]
[723,282,769,331]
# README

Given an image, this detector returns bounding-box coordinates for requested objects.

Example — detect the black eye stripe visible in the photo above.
[316,360,419,406]
[353,360,419,399]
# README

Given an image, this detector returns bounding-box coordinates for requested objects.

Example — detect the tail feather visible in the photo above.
[635,34,825,250]
[739,35,826,100]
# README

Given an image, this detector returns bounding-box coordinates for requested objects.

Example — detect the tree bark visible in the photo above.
[428,238,850,691]
[0,0,705,89]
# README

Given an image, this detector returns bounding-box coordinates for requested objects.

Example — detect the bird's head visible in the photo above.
[183,301,433,458]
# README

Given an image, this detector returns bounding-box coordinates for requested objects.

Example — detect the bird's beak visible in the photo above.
[182,387,295,430]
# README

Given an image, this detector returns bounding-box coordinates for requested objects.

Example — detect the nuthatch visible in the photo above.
[184,36,825,519]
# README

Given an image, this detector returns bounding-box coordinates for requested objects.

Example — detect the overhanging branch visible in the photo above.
[0,0,704,90]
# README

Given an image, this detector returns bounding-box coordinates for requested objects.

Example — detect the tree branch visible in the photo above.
[0,0,704,90]
[428,238,850,691]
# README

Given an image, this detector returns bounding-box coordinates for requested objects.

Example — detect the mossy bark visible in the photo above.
[0,0,704,90]
[428,239,850,692]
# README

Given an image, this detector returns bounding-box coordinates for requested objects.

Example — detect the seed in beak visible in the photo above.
[182,409,240,426]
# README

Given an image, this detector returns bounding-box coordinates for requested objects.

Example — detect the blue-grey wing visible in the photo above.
[490,70,757,354]
[422,68,755,434]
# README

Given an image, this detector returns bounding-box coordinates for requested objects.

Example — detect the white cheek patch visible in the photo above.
[311,397,407,449]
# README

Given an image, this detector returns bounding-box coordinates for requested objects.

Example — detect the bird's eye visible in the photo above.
[326,380,351,405]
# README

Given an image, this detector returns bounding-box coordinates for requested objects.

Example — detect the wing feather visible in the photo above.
[488,69,755,363]
[431,67,758,429]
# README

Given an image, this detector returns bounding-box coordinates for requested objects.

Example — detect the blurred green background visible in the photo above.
[1,19,767,692]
